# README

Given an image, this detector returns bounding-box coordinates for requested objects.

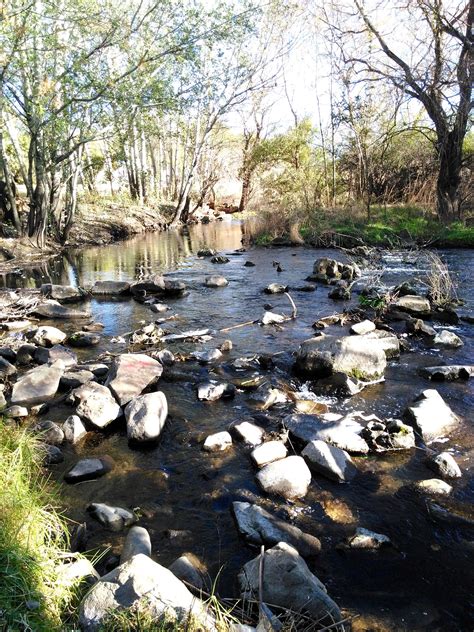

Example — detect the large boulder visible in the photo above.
[40,283,87,303]
[256,456,311,499]
[34,344,77,367]
[302,440,356,482]
[404,389,458,442]
[284,414,369,455]
[34,301,90,319]
[32,325,67,346]
[294,334,387,380]
[106,354,163,406]
[391,295,431,317]
[79,554,213,632]
[71,382,121,429]
[232,502,321,557]
[238,542,343,625]
[91,280,131,296]
[11,361,64,406]
[310,257,360,283]
[124,392,168,444]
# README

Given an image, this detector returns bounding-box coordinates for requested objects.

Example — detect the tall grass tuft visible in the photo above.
[0,421,82,631]
[424,251,458,307]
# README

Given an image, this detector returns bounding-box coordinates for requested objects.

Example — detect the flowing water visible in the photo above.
[2,220,473,630]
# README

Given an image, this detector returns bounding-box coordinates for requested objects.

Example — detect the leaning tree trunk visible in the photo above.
[436,131,463,223]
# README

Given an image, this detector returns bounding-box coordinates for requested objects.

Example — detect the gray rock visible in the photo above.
[125,392,168,444]
[197,381,235,401]
[350,319,376,335]
[404,389,458,442]
[251,441,287,467]
[72,382,121,429]
[42,444,64,464]
[432,330,463,348]
[302,440,356,482]
[311,372,367,397]
[34,301,90,319]
[232,502,321,557]
[130,275,165,295]
[427,451,462,479]
[163,279,187,296]
[11,361,64,406]
[56,558,99,585]
[205,275,228,287]
[392,295,431,316]
[63,415,87,443]
[79,554,213,632]
[91,280,130,296]
[32,420,64,445]
[203,431,232,452]
[328,284,351,300]
[168,554,206,591]
[284,414,369,455]
[197,248,216,257]
[219,339,233,352]
[68,332,100,347]
[40,283,86,302]
[34,344,77,367]
[0,356,16,376]
[32,325,67,346]
[3,405,28,418]
[1,320,32,331]
[420,365,474,381]
[64,457,112,483]
[294,334,387,380]
[312,257,360,282]
[16,343,37,365]
[264,283,287,294]
[361,419,415,452]
[211,255,229,263]
[154,349,175,366]
[256,456,311,499]
[82,322,105,333]
[87,503,136,532]
[150,302,170,313]
[79,362,109,377]
[232,421,265,447]
[414,479,453,495]
[106,353,163,406]
[362,330,400,358]
[346,527,391,549]
[120,526,151,563]
[0,347,16,363]
[192,348,223,363]
[239,542,342,624]
[406,318,436,337]
[60,369,94,389]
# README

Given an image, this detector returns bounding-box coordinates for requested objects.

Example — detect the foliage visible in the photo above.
[423,252,459,307]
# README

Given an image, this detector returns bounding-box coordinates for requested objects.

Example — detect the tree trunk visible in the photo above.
[239,171,251,213]
[0,89,21,233]
[436,132,463,223]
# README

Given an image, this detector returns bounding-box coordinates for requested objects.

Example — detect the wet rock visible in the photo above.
[211,255,229,263]
[261,311,286,325]
[87,503,136,532]
[154,349,175,366]
[420,365,473,381]
[79,553,213,632]
[63,415,87,443]
[362,330,400,358]
[68,332,100,348]
[64,457,112,483]
[43,444,64,465]
[404,389,458,442]
[40,283,87,302]
[71,382,121,428]
[121,526,152,563]
[91,280,131,296]
[361,419,415,452]
[34,344,77,367]
[350,319,376,335]
[79,362,109,377]
[197,248,216,257]
[60,369,94,389]
[16,343,37,365]
[328,283,351,300]
[3,405,28,418]
[106,353,163,406]
[32,325,67,346]
[302,440,356,482]
[244,261,255,267]
[346,527,391,549]
[311,257,360,283]
[11,361,64,406]
[406,318,436,337]
[0,356,16,376]
[205,275,228,287]
[192,348,223,363]
[294,334,387,380]
[391,295,431,316]
[256,456,311,499]
[197,381,235,401]
[34,301,90,319]
[430,306,459,324]
[32,420,64,445]
[250,385,288,409]
[414,479,453,495]
[232,501,321,557]
[168,554,206,591]
[203,431,232,452]
[219,339,233,352]
[264,283,287,294]
[0,346,16,363]
[232,421,265,447]
[284,414,369,455]
[239,542,342,624]
[311,372,368,397]
[251,441,287,467]
[125,391,168,444]
[394,281,419,297]
[426,500,474,526]
[432,330,463,348]
[82,322,104,333]
[150,302,170,313]
[427,451,462,479]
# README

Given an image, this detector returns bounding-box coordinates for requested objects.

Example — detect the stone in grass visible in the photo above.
[203,431,232,452]
[3,405,28,418]
[414,479,453,496]
[404,389,458,443]
[168,553,206,592]
[302,440,356,483]
[232,421,265,447]
[87,503,137,532]
[43,444,64,465]
[256,456,311,499]
[346,527,391,549]
[232,501,321,557]
[64,457,112,484]
[197,381,235,401]
[427,451,462,479]
[125,392,168,444]
[251,441,287,467]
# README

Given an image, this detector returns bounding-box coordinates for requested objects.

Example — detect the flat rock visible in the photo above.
[11,361,64,406]
[420,365,474,381]
[106,354,163,406]
[91,280,131,296]
[392,295,431,316]
[63,415,87,443]
[34,301,90,319]
[284,413,369,455]
[414,479,453,495]
[302,440,356,482]
[251,441,287,467]
[205,275,228,287]
[427,451,462,479]
[3,405,28,418]
[432,330,463,348]
[60,369,94,389]
[232,501,321,557]
[404,389,458,442]
[203,431,232,452]
[125,392,168,444]
[32,325,67,346]
[239,542,342,624]
[34,344,77,367]
[64,457,112,484]
[40,283,86,303]
[87,503,136,532]
[350,319,376,335]
[197,381,235,401]
[256,456,311,499]
[232,421,265,447]
[211,255,229,263]
[72,382,121,429]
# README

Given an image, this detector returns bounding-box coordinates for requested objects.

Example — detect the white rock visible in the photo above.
[203,431,232,452]
[350,320,376,335]
[32,325,67,346]
[72,382,121,429]
[256,456,311,499]
[433,330,463,348]
[414,479,453,495]
[106,353,163,406]
[125,392,168,444]
[347,527,391,549]
[63,415,87,443]
[11,361,64,406]
[427,451,462,479]
[121,526,151,563]
[404,389,458,442]
[232,421,265,447]
[251,441,287,467]
[302,440,356,482]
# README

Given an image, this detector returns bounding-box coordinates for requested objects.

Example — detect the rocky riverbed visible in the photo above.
[0,221,473,630]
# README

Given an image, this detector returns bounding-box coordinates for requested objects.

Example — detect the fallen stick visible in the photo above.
[220,319,258,333]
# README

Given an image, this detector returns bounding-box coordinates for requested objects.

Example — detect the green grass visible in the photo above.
[0,421,84,631]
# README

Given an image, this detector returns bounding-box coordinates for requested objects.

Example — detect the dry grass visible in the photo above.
[423,251,458,307]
